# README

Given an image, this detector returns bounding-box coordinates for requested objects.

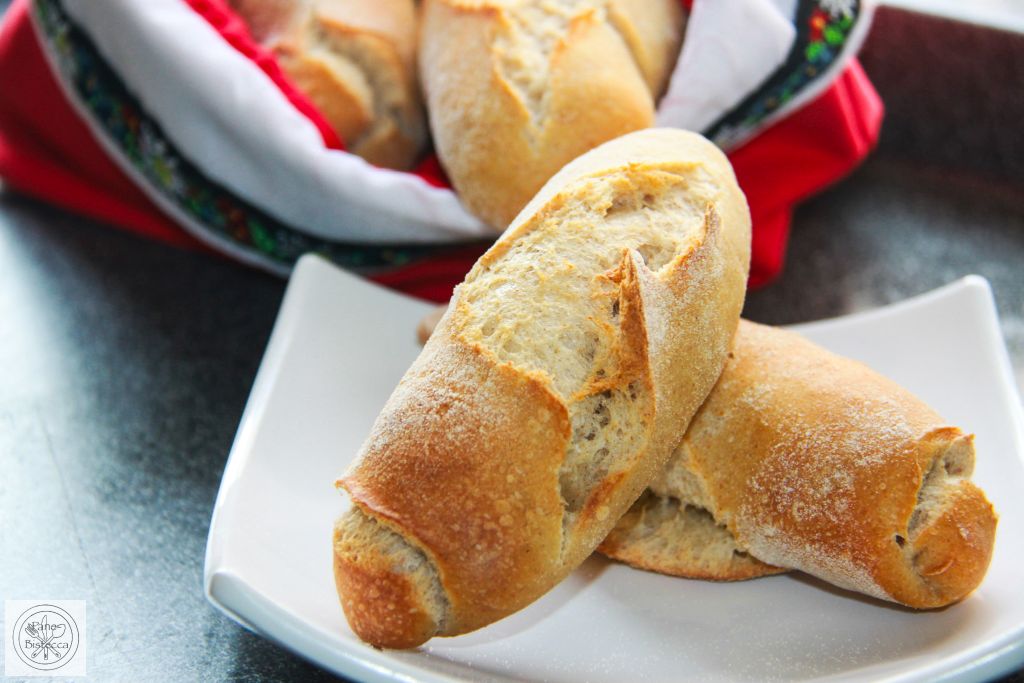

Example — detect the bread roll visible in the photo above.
[333,129,751,648]
[230,0,426,169]
[229,0,297,42]
[415,303,448,346]
[600,320,998,608]
[419,0,685,230]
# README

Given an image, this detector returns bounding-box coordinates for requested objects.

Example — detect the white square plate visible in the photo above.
[205,255,1024,683]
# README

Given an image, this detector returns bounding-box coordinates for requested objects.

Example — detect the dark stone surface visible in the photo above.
[744,159,1024,394]
[0,195,335,682]
[860,7,1024,189]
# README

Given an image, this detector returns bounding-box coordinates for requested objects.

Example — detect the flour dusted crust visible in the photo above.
[601,320,998,608]
[230,0,426,169]
[419,0,685,230]
[334,129,751,647]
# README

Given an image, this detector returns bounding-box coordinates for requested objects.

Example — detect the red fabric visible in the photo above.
[370,244,490,303]
[0,0,201,247]
[733,60,884,286]
[0,0,882,302]
[411,153,451,189]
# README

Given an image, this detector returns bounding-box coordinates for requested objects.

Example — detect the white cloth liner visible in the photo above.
[657,0,798,135]
[53,0,869,246]
[659,0,876,149]
[61,0,488,244]
[716,0,876,149]
[30,7,295,276]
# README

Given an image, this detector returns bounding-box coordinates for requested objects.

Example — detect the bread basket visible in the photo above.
[0,0,882,300]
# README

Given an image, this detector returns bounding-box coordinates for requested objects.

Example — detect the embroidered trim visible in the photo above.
[706,0,862,146]
[32,0,485,273]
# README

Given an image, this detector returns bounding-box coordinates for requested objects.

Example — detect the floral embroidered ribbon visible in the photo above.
[707,0,864,146]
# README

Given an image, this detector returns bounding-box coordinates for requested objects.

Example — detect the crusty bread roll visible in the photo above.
[419,0,685,230]
[230,0,426,169]
[229,0,297,42]
[333,129,751,648]
[600,320,998,608]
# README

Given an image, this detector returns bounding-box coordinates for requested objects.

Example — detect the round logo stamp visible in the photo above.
[11,604,80,671]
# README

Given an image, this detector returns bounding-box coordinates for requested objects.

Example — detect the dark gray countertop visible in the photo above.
[1,2,1022,681]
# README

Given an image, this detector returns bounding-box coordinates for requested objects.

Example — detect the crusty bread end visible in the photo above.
[601,322,998,609]
[333,506,447,648]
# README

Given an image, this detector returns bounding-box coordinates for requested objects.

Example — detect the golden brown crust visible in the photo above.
[603,320,998,608]
[606,0,685,96]
[897,481,996,607]
[311,0,426,169]
[332,515,439,649]
[420,0,685,230]
[339,339,571,635]
[275,42,374,144]
[335,129,751,647]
